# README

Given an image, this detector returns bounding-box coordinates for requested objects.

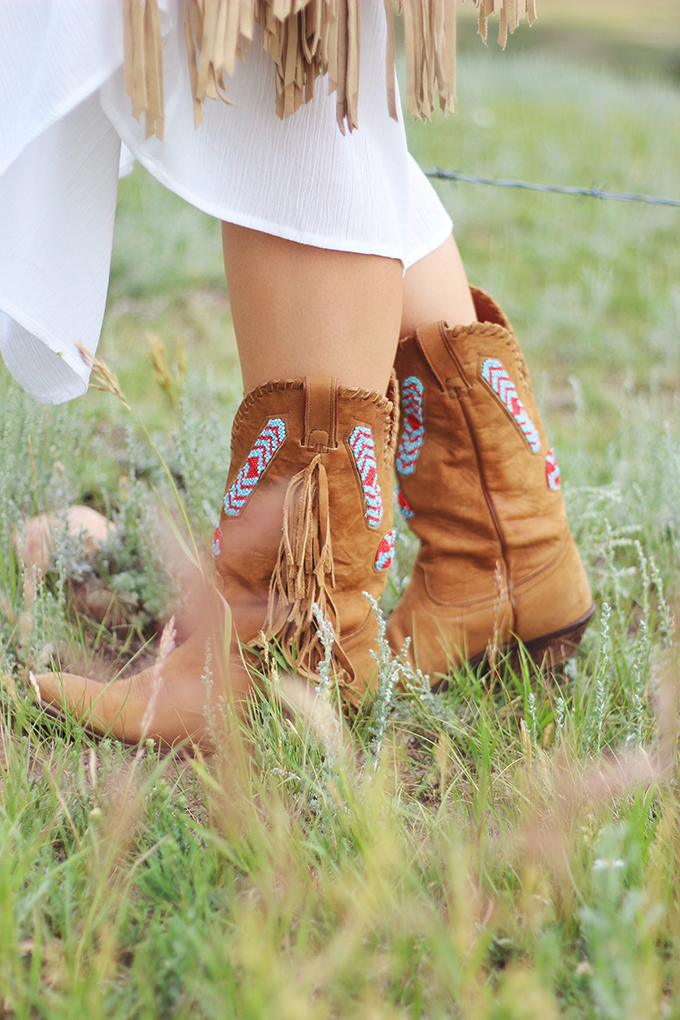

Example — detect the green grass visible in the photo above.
[1,22,680,1020]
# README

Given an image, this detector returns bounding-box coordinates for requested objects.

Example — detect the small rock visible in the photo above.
[14,506,116,572]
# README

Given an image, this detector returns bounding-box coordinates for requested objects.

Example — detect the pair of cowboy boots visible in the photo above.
[35,288,594,745]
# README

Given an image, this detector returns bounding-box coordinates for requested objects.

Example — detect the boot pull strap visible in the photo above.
[304,377,338,451]
[413,322,472,397]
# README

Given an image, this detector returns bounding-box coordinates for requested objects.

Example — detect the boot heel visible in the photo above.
[520,603,596,670]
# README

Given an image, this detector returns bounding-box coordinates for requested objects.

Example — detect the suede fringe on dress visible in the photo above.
[123,0,537,137]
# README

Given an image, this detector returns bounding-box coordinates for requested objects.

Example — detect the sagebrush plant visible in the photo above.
[2,25,680,1019]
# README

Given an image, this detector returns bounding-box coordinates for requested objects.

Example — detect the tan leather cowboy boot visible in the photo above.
[386,288,594,678]
[35,376,398,743]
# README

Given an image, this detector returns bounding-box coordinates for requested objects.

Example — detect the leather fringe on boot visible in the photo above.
[265,454,341,674]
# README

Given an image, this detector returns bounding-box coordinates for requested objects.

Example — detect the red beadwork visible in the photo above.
[375,528,395,571]
[546,448,561,490]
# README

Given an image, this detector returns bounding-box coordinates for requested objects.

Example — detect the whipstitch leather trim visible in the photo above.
[212,526,223,558]
[545,448,561,490]
[349,425,383,528]
[397,490,414,520]
[375,528,395,571]
[396,375,425,475]
[481,359,541,453]
[223,417,287,516]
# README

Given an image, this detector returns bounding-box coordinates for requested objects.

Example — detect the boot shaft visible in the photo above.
[395,316,503,609]
[395,289,569,599]
[212,376,398,700]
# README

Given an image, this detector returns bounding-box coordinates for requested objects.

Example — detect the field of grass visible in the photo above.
[1,10,680,1018]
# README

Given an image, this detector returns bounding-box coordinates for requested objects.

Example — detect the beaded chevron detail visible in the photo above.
[397,490,414,520]
[223,417,287,516]
[481,359,541,453]
[349,425,383,528]
[375,529,395,571]
[212,526,222,558]
[396,375,425,475]
[545,448,561,491]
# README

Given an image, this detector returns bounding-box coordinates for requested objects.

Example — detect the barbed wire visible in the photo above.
[425,168,680,207]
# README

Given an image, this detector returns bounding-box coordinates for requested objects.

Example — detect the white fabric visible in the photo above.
[0,93,121,402]
[0,0,452,405]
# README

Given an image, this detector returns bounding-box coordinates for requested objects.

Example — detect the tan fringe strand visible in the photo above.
[123,0,165,139]
[263,455,348,679]
[125,0,535,135]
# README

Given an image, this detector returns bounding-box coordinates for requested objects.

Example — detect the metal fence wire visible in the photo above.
[424,168,680,208]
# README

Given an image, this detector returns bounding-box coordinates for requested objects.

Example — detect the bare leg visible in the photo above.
[400,234,476,338]
[222,223,402,395]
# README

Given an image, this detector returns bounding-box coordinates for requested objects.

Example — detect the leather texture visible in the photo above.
[35,376,397,743]
[387,287,594,678]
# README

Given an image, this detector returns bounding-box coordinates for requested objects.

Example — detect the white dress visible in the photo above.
[0,0,452,404]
